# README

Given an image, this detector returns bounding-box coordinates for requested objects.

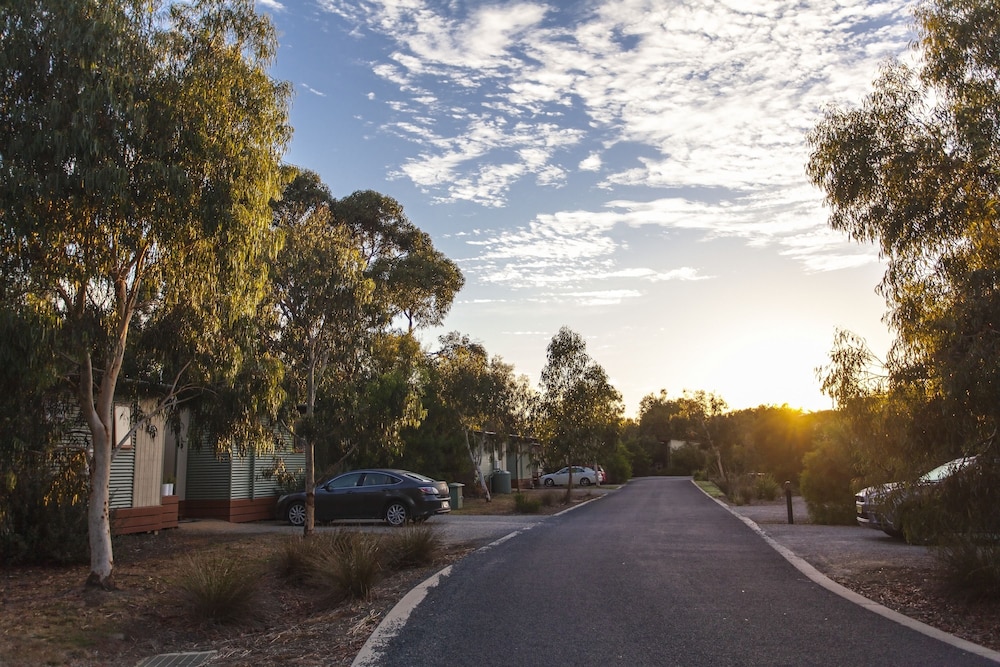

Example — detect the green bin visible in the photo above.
[448,482,464,509]
[491,470,511,494]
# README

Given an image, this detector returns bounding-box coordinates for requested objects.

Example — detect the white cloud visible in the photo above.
[321,0,912,282]
[301,83,326,97]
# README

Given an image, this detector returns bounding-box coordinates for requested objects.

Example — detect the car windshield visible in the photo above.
[919,456,974,483]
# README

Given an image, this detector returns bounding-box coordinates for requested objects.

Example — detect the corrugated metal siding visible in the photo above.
[185,443,233,501]
[110,445,134,509]
[230,451,254,500]
[182,424,307,502]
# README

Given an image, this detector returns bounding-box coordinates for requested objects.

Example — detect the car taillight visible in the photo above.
[419,486,439,495]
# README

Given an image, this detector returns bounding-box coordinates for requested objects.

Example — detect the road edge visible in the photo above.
[694,480,1000,664]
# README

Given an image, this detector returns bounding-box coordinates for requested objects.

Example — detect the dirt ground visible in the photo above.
[2,489,998,666]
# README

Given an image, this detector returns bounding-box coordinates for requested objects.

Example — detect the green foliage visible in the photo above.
[175,552,263,625]
[513,492,541,514]
[808,0,1000,459]
[934,539,1000,600]
[1,0,292,585]
[666,442,707,476]
[604,444,632,484]
[536,327,623,474]
[258,457,305,496]
[0,446,90,565]
[754,473,782,501]
[799,438,857,525]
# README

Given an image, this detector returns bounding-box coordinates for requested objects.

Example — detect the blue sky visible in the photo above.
[257,0,916,416]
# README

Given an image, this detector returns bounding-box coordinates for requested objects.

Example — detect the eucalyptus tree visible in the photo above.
[0,0,290,588]
[807,0,1000,457]
[332,190,464,331]
[536,327,623,492]
[269,168,373,535]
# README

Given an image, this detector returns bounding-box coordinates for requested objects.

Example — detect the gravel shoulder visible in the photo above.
[726,494,1000,657]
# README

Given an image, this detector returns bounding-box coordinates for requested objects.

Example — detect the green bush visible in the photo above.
[0,446,90,566]
[754,473,781,501]
[513,492,541,514]
[382,525,440,568]
[175,552,263,624]
[799,440,856,525]
[666,443,707,476]
[604,446,632,484]
[934,538,1000,600]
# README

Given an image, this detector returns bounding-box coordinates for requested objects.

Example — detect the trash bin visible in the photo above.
[491,470,511,495]
[448,482,464,509]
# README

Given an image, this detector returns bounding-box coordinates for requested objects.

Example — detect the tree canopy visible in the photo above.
[807,0,1000,459]
[0,0,291,587]
[536,327,623,483]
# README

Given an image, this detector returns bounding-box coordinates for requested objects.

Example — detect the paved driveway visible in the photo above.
[355,477,998,666]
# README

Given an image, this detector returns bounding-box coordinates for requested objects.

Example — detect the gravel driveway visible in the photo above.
[727,495,936,580]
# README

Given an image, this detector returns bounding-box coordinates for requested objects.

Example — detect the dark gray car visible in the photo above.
[276,468,450,527]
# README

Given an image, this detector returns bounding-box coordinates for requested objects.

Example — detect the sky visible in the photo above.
[256,0,918,417]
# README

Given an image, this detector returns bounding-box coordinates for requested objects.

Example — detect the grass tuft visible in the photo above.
[174,551,263,624]
[382,525,441,568]
[514,492,541,514]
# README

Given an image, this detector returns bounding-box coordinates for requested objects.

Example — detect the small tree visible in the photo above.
[537,327,623,497]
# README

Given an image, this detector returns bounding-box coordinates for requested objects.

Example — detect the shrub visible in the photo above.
[513,492,541,514]
[934,539,1000,600]
[0,446,90,566]
[175,552,263,624]
[799,439,856,525]
[754,473,781,501]
[382,525,440,569]
[604,446,632,484]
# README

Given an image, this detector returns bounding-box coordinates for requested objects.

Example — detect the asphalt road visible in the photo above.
[356,476,997,667]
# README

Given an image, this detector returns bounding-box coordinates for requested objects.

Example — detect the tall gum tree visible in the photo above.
[807,0,1000,456]
[0,0,291,588]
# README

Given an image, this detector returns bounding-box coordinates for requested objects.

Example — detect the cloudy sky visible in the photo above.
[258,0,916,416]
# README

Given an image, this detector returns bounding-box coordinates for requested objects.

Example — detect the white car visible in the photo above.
[540,466,598,487]
[855,456,976,539]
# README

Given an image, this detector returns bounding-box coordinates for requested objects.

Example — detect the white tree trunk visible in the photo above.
[86,421,115,589]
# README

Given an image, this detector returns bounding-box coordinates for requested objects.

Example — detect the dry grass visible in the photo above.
[0,530,472,667]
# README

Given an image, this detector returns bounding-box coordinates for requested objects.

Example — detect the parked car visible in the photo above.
[539,466,598,487]
[276,468,451,527]
[855,456,976,539]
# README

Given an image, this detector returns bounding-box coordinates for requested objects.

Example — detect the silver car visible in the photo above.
[855,456,975,538]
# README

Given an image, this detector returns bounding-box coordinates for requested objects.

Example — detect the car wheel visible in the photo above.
[385,502,408,527]
[286,501,306,527]
[543,478,555,487]
[580,477,592,486]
